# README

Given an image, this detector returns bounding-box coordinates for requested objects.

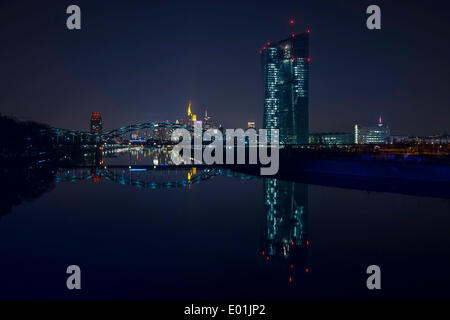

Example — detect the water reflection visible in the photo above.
[0,162,55,217]
[2,147,450,298]
[55,166,223,189]
[263,179,309,281]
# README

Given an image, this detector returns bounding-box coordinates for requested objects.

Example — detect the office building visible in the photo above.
[90,112,102,135]
[309,132,353,145]
[261,30,310,144]
[354,116,390,144]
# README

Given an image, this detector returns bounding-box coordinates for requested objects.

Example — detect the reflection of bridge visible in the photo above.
[42,121,187,144]
[55,166,256,189]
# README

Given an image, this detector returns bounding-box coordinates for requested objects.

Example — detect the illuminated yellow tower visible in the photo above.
[187,99,197,127]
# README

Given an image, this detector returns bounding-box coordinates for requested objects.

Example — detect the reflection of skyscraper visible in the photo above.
[90,112,103,135]
[261,31,310,144]
[263,179,309,280]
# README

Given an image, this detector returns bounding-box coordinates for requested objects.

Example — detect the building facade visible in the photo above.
[309,132,353,145]
[354,117,390,144]
[261,31,310,144]
[90,112,102,135]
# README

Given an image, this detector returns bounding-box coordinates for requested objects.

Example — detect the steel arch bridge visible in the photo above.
[42,121,188,144]
[54,166,257,190]
[101,121,187,141]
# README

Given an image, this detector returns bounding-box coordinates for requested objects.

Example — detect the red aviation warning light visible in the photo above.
[307,29,311,34]
[289,19,295,38]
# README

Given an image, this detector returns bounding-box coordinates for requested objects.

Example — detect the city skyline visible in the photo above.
[1,1,449,137]
[2,1,450,308]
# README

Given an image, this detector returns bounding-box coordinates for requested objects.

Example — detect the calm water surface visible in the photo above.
[1,149,449,299]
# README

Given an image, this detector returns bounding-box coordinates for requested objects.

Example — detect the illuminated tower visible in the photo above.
[186,100,197,128]
[90,112,102,135]
[261,24,310,144]
[187,100,192,117]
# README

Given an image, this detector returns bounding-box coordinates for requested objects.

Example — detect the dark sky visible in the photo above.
[0,0,449,135]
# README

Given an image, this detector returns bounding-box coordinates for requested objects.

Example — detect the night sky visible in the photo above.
[0,0,449,136]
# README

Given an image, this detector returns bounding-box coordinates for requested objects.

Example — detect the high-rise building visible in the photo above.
[186,100,197,128]
[261,30,310,144]
[90,112,102,135]
[354,116,390,144]
[204,110,213,130]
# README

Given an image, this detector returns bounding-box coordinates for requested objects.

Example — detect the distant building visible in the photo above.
[90,112,102,135]
[309,132,353,145]
[203,110,213,130]
[391,134,450,145]
[193,121,203,141]
[151,123,176,143]
[354,117,390,144]
[261,30,310,144]
[248,121,256,129]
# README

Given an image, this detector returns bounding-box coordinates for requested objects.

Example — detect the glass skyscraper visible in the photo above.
[261,31,310,144]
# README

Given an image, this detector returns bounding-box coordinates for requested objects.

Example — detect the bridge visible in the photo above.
[40,121,187,145]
